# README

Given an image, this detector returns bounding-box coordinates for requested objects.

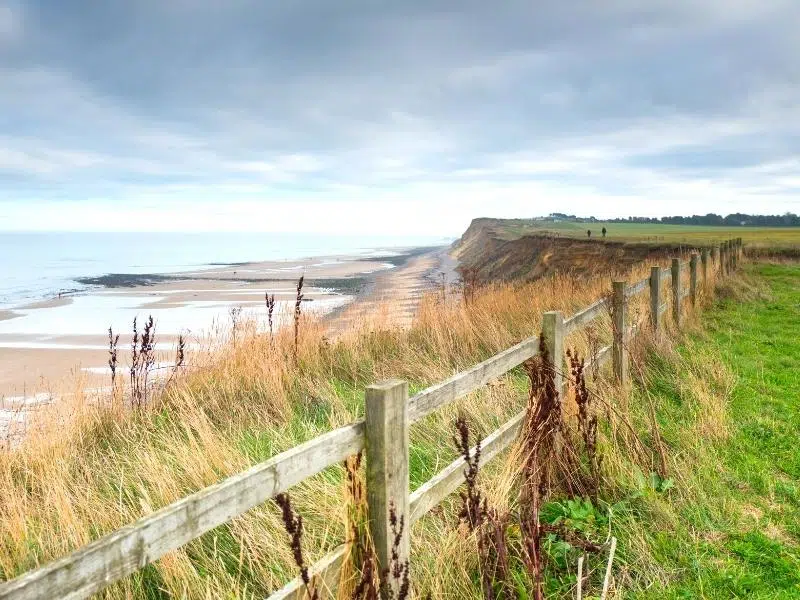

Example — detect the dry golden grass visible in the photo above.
[0,255,727,598]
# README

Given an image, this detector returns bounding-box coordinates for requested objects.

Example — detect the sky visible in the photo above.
[1,0,799,235]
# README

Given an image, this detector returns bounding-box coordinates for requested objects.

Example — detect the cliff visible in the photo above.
[452,218,689,283]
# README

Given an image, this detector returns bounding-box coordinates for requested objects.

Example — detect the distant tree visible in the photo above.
[602,227,607,238]
[587,229,592,239]
[539,212,799,227]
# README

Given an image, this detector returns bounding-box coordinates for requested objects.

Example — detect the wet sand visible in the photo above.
[0,247,450,399]
[20,297,75,310]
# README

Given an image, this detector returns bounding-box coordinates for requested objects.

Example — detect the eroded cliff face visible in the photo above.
[452,218,686,283]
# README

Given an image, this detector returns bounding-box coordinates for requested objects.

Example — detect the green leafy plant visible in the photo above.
[541,498,608,538]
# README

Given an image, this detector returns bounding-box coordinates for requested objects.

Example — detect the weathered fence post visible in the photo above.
[731,239,736,270]
[612,281,628,384]
[712,245,720,272]
[689,253,698,307]
[735,238,741,269]
[701,249,709,286]
[729,239,735,271]
[649,266,661,335]
[729,240,734,271]
[720,242,727,276]
[671,258,681,327]
[542,311,564,402]
[365,379,410,598]
[728,240,736,273]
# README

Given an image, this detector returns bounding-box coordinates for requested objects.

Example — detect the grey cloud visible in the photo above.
[1,0,800,213]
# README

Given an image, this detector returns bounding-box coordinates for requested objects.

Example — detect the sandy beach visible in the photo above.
[0,246,451,401]
[330,246,458,332]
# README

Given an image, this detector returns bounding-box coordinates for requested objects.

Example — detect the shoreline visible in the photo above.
[0,245,451,400]
[70,245,443,291]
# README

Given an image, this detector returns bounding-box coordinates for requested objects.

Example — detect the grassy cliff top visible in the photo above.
[464,217,800,247]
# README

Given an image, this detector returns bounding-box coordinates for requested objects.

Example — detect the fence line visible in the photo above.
[0,238,743,600]
[275,343,616,600]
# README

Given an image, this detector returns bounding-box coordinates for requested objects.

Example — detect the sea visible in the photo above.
[0,231,448,309]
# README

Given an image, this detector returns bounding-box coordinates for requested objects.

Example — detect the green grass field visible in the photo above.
[626,263,800,598]
[492,219,800,248]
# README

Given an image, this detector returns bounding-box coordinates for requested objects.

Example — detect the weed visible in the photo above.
[519,337,565,599]
[165,334,186,388]
[351,550,379,600]
[382,503,410,600]
[129,315,156,408]
[461,267,480,305]
[480,508,512,600]
[108,326,120,390]
[175,334,185,370]
[453,417,512,599]
[294,276,304,363]
[568,349,600,497]
[265,293,276,339]
[229,306,243,348]
[346,498,410,599]
[454,416,486,531]
[274,493,319,600]
[346,451,381,600]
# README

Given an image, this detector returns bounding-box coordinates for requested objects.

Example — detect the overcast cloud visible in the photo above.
[1,0,799,234]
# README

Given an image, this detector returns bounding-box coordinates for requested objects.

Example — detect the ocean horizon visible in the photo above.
[0,231,449,309]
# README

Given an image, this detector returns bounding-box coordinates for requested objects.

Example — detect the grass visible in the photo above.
[406,260,800,598]
[619,262,800,598]
[488,219,800,249]
[1,254,797,599]
[0,261,629,597]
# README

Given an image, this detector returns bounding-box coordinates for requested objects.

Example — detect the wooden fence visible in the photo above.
[0,239,744,600]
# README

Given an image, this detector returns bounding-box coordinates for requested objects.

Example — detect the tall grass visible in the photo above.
[0,258,718,598]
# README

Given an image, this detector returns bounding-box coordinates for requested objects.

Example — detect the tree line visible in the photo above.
[548,212,800,227]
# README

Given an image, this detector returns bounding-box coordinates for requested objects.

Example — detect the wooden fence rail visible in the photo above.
[0,239,742,600]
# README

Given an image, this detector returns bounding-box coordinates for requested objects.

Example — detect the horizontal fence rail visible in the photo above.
[270,546,348,600]
[408,335,540,423]
[563,297,609,334]
[0,239,742,600]
[625,276,650,298]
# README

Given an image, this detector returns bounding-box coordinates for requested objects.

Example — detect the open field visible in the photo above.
[488,219,800,247]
